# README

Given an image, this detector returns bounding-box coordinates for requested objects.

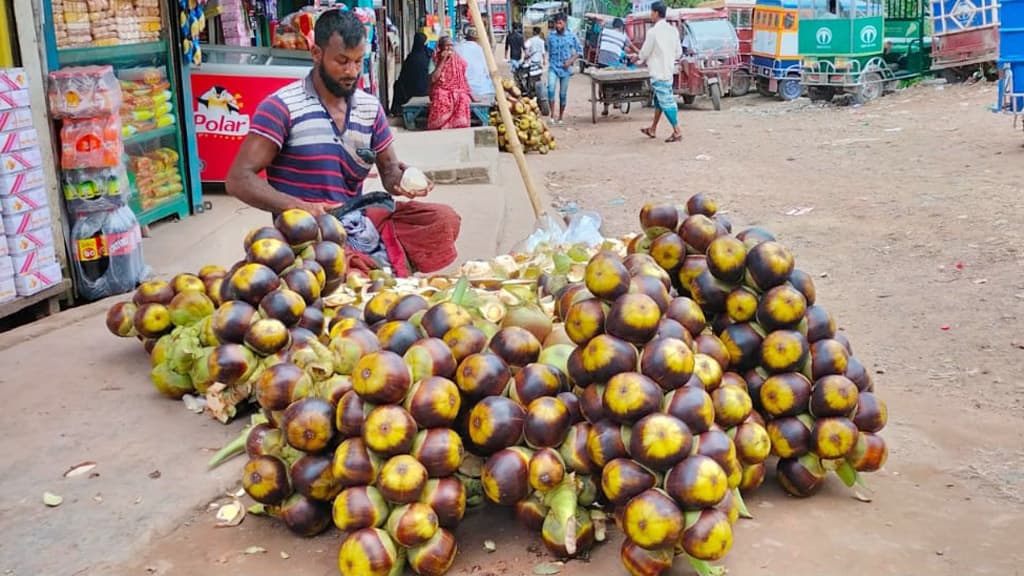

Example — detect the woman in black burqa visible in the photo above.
[390,32,432,115]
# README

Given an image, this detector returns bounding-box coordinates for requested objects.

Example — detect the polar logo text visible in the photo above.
[195,86,250,138]
[860,25,878,44]
[816,27,833,45]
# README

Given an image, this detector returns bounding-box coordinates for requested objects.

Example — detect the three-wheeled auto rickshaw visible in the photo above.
[730,0,758,64]
[751,0,804,99]
[698,0,757,93]
[798,0,932,103]
[996,0,1024,136]
[629,8,746,109]
[523,1,568,39]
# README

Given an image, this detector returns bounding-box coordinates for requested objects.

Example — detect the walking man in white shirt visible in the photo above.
[637,1,682,142]
[523,26,547,74]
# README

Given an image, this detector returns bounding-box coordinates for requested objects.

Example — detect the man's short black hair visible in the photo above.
[651,1,667,18]
[533,26,542,35]
[612,17,625,29]
[314,9,366,49]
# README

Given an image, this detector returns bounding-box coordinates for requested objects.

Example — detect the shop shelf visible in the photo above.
[123,125,179,148]
[57,40,169,67]
[269,48,313,62]
[136,193,189,227]
[0,280,71,320]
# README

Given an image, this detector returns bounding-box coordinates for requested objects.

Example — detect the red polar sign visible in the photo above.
[190,73,302,182]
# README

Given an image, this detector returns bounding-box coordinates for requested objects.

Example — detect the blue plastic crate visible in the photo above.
[1000,28,1024,60]
[1001,0,1024,28]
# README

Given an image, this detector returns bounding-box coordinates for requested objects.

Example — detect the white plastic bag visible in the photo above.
[521,211,604,252]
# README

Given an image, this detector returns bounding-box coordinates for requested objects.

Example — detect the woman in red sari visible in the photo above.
[427,36,473,130]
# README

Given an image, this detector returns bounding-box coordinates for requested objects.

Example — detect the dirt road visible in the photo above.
[97,80,1024,575]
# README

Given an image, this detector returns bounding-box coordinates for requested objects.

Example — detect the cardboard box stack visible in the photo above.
[0,68,64,302]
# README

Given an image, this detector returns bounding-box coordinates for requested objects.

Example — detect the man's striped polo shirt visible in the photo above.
[249,74,394,204]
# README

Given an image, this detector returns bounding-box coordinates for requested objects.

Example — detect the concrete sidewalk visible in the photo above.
[0,130,546,576]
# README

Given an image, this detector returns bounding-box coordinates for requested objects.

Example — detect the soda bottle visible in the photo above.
[71,210,111,301]
[105,205,148,294]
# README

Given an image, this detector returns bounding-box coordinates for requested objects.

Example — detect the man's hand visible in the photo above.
[296,200,342,216]
[391,162,433,199]
[377,145,433,200]
[393,186,431,199]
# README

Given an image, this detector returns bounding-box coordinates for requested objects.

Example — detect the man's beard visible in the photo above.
[319,65,357,98]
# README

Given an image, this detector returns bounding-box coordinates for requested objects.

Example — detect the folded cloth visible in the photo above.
[341,210,391,267]
[365,201,461,277]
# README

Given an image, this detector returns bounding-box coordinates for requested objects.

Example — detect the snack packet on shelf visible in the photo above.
[48,65,123,118]
[60,115,123,169]
[62,165,131,212]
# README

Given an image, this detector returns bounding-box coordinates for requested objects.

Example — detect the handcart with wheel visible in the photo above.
[586,67,652,123]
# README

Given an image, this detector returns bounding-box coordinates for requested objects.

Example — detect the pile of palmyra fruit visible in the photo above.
[490,78,556,154]
[105,194,888,576]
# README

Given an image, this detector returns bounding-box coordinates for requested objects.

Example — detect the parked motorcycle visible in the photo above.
[514,62,551,116]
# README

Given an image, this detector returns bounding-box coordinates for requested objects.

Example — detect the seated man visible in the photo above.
[681,29,696,56]
[882,40,904,70]
[597,18,637,115]
[597,18,636,68]
[455,27,497,103]
[225,9,461,277]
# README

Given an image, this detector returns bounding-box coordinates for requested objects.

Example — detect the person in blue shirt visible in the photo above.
[545,14,582,125]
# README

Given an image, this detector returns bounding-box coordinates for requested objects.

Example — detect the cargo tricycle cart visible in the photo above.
[586,67,652,123]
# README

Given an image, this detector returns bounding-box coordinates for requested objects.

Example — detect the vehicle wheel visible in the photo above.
[808,86,834,102]
[778,77,801,101]
[709,83,722,110]
[939,68,966,84]
[983,63,1000,82]
[731,70,751,97]
[855,72,883,103]
[539,98,550,116]
[622,101,631,114]
[682,94,696,105]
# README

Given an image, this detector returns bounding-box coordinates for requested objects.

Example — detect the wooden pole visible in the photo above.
[465,0,545,219]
